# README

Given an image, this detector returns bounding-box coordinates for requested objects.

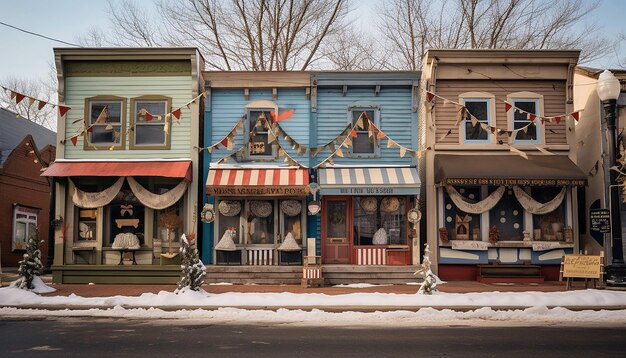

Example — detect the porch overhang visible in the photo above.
[434,154,587,186]
[206,168,309,196]
[318,167,420,195]
[41,160,192,180]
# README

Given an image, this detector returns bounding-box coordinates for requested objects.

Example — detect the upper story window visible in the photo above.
[511,98,541,144]
[131,96,172,149]
[349,107,380,156]
[13,205,38,251]
[462,98,492,144]
[85,96,125,150]
[247,108,274,158]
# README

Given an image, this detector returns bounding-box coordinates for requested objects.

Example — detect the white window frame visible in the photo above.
[244,100,278,159]
[347,105,381,157]
[132,98,170,148]
[86,98,125,149]
[12,205,38,251]
[507,92,544,145]
[459,92,496,145]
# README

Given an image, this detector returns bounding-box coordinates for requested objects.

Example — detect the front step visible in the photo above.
[205,265,421,285]
[477,264,544,284]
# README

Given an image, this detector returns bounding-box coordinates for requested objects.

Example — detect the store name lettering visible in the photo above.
[339,187,395,194]
[208,187,309,196]
[446,178,585,186]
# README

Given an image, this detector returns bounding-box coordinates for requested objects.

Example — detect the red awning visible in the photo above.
[206,168,309,196]
[41,161,192,181]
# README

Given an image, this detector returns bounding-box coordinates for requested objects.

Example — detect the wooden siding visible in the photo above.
[315,86,415,166]
[433,80,567,145]
[63,76,194,159]
[208,88,310,166]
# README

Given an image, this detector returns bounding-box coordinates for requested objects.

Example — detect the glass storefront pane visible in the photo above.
[488,186,524,241]
[327,201,347,238]
[532,187,566,241]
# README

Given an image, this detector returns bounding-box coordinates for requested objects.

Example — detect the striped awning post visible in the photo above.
[318,167,420,196]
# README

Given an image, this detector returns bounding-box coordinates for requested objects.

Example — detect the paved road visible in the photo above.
[0,318,624,357]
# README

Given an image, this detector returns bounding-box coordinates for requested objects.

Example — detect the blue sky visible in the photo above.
[0,0,625,83]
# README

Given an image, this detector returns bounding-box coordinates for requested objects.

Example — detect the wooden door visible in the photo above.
[322,197,351,264]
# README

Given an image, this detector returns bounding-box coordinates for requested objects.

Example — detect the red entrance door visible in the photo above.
[322,198,351,264]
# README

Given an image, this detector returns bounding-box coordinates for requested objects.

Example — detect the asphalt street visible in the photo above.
[0,317,624,357]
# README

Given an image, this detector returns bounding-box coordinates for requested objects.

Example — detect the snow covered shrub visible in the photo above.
[176,234,206,293]
[13,227,44,290]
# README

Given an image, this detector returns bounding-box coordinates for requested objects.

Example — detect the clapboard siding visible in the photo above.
[315,85,415,166]
[63,76,194,159]
[434,80,567,145]
[208,88,310,166]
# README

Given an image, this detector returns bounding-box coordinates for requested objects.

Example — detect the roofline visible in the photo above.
[54,47,204,60]
[575,66,626,80]
[424,48,580,64]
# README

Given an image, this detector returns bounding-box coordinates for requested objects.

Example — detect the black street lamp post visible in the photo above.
[598,70,626,287]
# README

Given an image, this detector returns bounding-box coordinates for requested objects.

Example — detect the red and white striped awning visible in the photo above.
[206,168,309,196]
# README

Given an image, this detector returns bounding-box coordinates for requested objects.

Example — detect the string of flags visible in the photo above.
[60,91,207,149]
[423,89,583,142]
[2,85,71,117]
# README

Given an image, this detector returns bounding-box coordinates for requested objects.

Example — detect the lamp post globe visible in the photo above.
[598,70,626,287]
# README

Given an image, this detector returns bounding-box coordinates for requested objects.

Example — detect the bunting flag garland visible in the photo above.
[426,91,435,103]
[270,109,295,122]
[171,108,181,120]
[571,112,580,121]
[70,135,78,146]
[350,129,358,138]
[504,102,512,112]
[2,85,72,115]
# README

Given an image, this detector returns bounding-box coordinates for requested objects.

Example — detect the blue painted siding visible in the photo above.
[208,88,310,166]
[314,86,416,166]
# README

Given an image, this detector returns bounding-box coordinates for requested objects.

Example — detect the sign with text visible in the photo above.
[590,208,611,234]
[207,185,309,197]
[562,254,602,279]
[249,141,266,154]
[320,187,419,196]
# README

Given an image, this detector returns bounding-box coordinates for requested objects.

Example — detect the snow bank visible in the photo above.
[9,276,56,294]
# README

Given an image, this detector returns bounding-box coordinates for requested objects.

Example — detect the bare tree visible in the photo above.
[318,28,388,70]
[379,0,615,70]
[0,76,57,130]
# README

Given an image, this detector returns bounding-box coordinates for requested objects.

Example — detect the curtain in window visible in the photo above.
[127,176,188,210]
[71,177,124,209]
[445,185,505,214]
[513,186,566,215]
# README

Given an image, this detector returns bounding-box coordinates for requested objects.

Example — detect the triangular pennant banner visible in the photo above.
[14,92,25,105]
[37,100,47,110]
[426,91,435,103]
[350,129,358,138]
[504,102,512,112]
[399,147,407,158]
[70,135,78,146]
[571,111,580,121]
[172,108,182,120]
[387,138,396,148]
[145,112,154,121]
[58,105,71,117]
[336,148,344,157]
[87,126,93,133]
[376,131,386,139]
[555,116,562,124]
[105,123,113,131]
[220,137,229,147]
[28,97,36,107]
[96,106,108,123]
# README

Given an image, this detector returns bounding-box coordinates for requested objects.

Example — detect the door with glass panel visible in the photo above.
[322,198,351,264]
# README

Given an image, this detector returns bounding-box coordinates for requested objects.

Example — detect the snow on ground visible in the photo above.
[1,287,626,325]
[1,305,626,327]
[333,283,391,288]
[9,276,56,294]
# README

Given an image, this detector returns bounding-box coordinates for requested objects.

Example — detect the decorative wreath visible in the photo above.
[381,196,401,213]
[359,197,378,213]
[250,200,273,218]
[218,200,241,217]
[280,200,302,217]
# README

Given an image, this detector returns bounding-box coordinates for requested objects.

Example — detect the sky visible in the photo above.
[0,0,625,83]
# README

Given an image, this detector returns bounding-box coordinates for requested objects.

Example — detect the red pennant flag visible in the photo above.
[10,91,16,99]
[541,118,545,125]
[270,109,295,122]
[555,116,562,124]
[58,105,71,117]
[87,126,94,133]
[172,108,182,120]
[14,92,26,105]
[529,114,536,122]
[376,131,386,139]
[350,129,358,138]
[220,137,229,147]
[504,102,512,112]
[145,112,154,121]
[571,112,580,121]
[37,100,47,110]
[426,91,435,103]
[70,135,78,146]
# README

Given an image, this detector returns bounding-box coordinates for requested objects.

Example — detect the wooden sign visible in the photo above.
[562,254,603,279]
[249,141,266,154]
[207,185,309,196]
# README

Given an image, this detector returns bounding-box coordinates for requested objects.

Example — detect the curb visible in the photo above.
[2,304,626,313]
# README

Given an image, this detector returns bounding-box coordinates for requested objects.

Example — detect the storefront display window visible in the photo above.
[246,200,274,244]
[443,186,481,241]
[217,200,243,245]
[488,186,524,241]
[532,187,566,241]
[107,189,145,246]
[13,205,38,250]
[280,200,303,244]
[353,196,407,246]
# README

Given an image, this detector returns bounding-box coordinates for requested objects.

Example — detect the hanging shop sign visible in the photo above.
[590,208,611,234]
[249,141,266,154]
[206,185,309,196]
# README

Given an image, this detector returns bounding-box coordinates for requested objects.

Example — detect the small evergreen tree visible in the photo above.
[13,227,44,290]
[415,244,440,295]
[176,234,206,293]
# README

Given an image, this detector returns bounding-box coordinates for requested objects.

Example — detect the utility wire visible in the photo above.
[0,20,81,47]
